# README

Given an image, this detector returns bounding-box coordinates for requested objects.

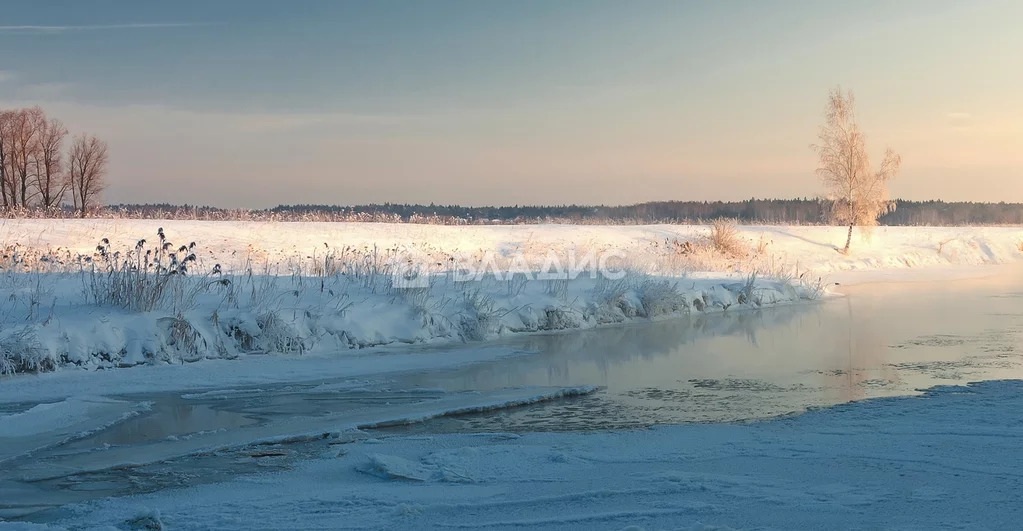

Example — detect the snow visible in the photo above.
[0,220,1018,376]
[2,387,600,486]
[25,379,1023,530]
[1,398,119,438]
[0,218,1020,528]
[2,218,1020,277]
[0,397,149,463]
[0,345,529,405]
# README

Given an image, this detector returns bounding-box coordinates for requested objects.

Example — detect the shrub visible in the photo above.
[709,218,747,257]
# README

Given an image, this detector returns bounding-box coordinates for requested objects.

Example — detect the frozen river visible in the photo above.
[2,267,1022,523]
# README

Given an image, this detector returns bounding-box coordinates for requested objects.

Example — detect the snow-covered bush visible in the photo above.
[459,287,503,341]
[635,278,690,318]
[0,327,52,375]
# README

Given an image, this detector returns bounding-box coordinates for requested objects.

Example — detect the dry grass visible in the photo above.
[709,218,748,258]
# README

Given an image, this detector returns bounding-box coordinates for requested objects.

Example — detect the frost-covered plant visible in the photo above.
[506,273,529,297]
[736,272,758,305]
[159,315,209,362]
[256,311,307,354]
[635,278,689,317]
[812,87,901,253]
[86,228,201,312]
[796,272,827,300]
[392,285,432,313]
[709,218,747,257]
[459,287,505,341]
[541,306,581,330]
[544,278,568,300]
[0,327,51,374]
[592,275,629,306]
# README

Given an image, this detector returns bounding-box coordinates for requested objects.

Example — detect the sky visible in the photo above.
[1,0,1021,208]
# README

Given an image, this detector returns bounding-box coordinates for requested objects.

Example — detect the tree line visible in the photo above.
[91,198,1023,225]
[0,106,108,217]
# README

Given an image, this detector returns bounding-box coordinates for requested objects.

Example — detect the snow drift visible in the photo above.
[0,219,1019,374]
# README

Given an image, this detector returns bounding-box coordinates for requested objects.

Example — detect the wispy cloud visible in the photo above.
[0,70,16,83]
[0,23,206,34]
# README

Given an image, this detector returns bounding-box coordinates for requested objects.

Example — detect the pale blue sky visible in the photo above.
[1,0,1020,207]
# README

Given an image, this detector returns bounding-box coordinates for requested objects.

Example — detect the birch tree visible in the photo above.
[811,88,901,253]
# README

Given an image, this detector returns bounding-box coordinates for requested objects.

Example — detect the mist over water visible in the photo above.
[389,267,1023,431]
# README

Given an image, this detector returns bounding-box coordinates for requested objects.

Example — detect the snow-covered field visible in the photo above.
[1,220,1022,529]
[14,380,1023,530]
[3,219,1021,278]
[1,219,1019,375]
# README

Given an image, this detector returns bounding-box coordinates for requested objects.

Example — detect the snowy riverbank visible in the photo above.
[1,249,1021,529]
[16,379,1023,530]
[3,219,1022,277]
[0,220,1019,374]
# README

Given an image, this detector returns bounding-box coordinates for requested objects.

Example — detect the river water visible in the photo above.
[388,268,1023,431]
[3,267,1022,520]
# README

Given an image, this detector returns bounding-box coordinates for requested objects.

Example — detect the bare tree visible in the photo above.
[8,107,46,207]
[68,134,109,217]
[32,118,69,208]
[0,109,12,208]
[811,88,901,253]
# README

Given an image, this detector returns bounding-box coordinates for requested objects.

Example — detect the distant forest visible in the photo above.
[84,199,1023,226]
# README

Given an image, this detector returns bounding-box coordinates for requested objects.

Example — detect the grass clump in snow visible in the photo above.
[0,328,51,375]
[86,228,204,313]
[709,218,748,258]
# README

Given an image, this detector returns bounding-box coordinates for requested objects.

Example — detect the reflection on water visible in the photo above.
[84,402,257,447]
[385,270,1023,432]
[4,269,1023,521]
